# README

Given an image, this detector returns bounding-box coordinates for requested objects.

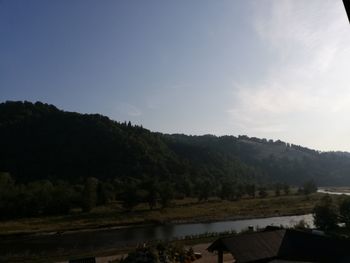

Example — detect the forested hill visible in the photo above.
[1,101,350,186]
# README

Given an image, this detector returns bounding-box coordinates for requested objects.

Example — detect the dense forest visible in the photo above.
[0,101,348,218]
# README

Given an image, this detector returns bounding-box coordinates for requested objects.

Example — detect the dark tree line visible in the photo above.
[1,171,310,219]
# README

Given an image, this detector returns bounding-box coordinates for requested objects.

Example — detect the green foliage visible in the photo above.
[82,177,98,212]
[177,176,193,198]
[219,179,245,201]
[0,173,78,218]
[158,182,174,208]
[0,172,14,187]
[97,181,114,206]
[121,242,194,263]
[3,101,350,192]
[302,180,318,195]
[3,101,350,219]
[313,195,338,230]
[48,181,77,214]
[120,182,140,211]
[283,183,290,195]
[197,179,212,202]
[339,196,350,229]
[258,187,268,198]
[122,246,159,263]
[245,183,256,198]
[142,179,159,210]
[0,172,16,218]
[274,183,282,197]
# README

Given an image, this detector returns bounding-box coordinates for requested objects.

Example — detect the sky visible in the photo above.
[1,0,350,151]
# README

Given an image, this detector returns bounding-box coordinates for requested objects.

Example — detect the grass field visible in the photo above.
[0,192,328,236]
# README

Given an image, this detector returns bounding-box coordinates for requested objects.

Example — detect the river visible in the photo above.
[0,214,313,258]
[2,188,346,260]
[317,188,350,196]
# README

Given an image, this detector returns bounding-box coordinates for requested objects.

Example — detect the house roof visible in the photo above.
[208,229,286,262]
[208,228,350,263]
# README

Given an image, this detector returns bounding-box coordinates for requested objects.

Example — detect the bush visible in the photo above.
[313,195,338,230]
[122,246,159,263]
[302,180,317,195]
[339,196,350,229]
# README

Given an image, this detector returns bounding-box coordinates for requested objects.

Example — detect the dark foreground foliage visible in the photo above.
[313,195,350,231]
[119,243,198,263]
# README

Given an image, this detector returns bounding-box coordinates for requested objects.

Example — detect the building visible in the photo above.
[207,227,350,263]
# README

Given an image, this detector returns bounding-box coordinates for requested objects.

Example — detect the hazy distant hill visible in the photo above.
[1,101,350,186]
[163,134,350,185]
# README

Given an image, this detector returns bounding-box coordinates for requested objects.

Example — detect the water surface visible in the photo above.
[0,214,313,257]
[318,188,350,196]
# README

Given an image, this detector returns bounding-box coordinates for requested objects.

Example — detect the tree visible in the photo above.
[49,181,75,215]
[219,179,243,201]
[120,182,140,211]
[303,180,317,195]
[0,172,14,188]
[179,176,193,197]
[219,180,233,200]
[158,182,174,208]
[258,187,268,198]
[0,172,15,218]
[198,179,212,202]
[142,179,159,210]
[283,183,290,195]
[82,177,98,212]
[274,183,281,197]
[27,180,54,215]
[339,196,350,229]
[122,246,159,263]
[97,181,114,206]
[245,183,256,198]
[313,195,338,230]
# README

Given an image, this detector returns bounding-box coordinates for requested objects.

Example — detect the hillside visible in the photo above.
[0,101,180,183]
[1,101,350,186]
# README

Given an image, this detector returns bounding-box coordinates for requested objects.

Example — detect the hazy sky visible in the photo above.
[1,0,350,151]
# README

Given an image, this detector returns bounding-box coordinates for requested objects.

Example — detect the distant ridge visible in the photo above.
[1,100,350,186]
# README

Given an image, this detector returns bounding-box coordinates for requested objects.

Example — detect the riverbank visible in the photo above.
[0,193,325,237]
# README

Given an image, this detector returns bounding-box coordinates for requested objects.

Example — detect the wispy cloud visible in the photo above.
[227,0,350,149]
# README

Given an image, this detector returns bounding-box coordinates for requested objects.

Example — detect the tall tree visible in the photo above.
[313,195,338,231]
[303,180,317,195]
[158,182,174,208]
[198,179,212,202]
[283,183,290,195]
[82,177,98,212]
[339,196,350,229]
[120,182,140,211]
[142,179,159,210]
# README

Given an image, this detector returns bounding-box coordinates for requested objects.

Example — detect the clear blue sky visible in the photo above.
[1,0,350,151]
